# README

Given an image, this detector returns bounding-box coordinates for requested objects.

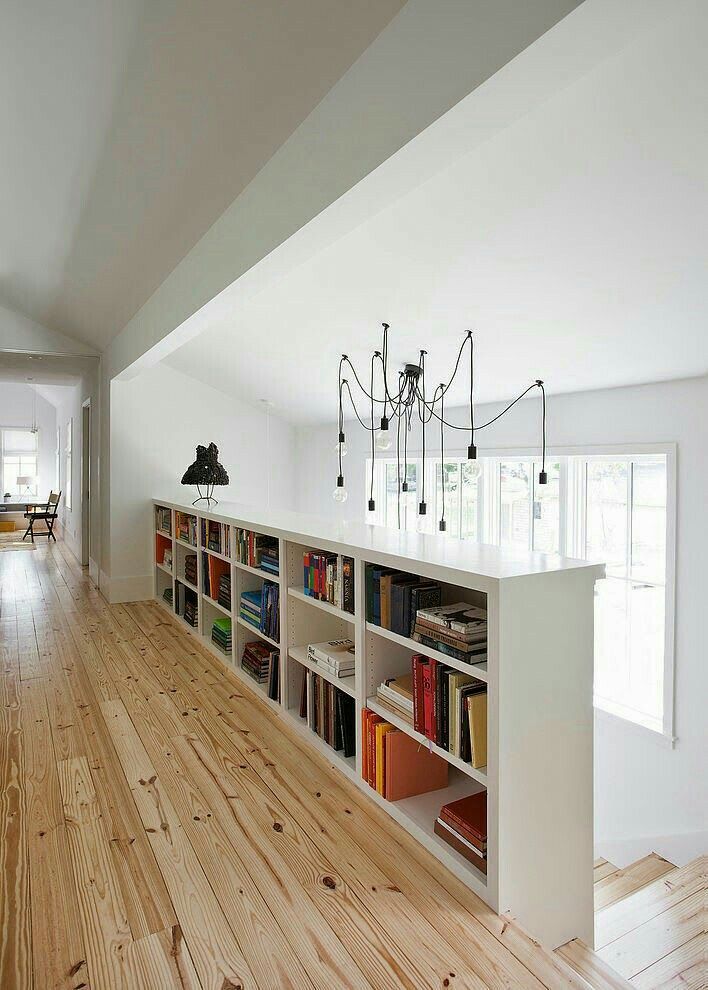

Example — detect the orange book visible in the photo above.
[375,722,395,796]
[384,731,449,801]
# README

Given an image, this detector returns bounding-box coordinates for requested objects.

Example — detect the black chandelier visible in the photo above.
[334,324,547,531]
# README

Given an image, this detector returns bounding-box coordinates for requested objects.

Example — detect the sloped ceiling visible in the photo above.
[0,0,404,350]
[165,0,708,424]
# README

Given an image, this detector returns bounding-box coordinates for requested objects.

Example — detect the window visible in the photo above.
[367,448,673,737]
[65,419,72,510]
[1,429,38,497]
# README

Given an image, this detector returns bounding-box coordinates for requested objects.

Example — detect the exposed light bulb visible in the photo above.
[375,429,392,451]
[332,475,348,502]
[334,440,348,457]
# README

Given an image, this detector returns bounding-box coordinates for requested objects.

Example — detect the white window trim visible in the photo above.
[366,440,676,744]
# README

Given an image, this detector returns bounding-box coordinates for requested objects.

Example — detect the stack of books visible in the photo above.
[411,656,487,767]
[362,708,448,799]
[155,506,171,534]
[375,674,414,725]
[239,589,262,629]
[260,581,279,641]
[241,641,277,683]
[162,548,173,571]
[309,672,356,757]
[211,617,232,656]
[202,519,231,556]
[176,512,197,546]
[218,572,231,611]
[413,602,487,665]
[162,586,173,607]
[184,553,198,587]
[303,552,354,613]
[236,529,279,573]
[307,639,355,680]
[183,589,198,627]
[434,791,487,875]
[365,566,441,635]
[260,546,279,578]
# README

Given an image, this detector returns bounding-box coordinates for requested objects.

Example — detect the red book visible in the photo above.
[439,791,487,848]
[422,659,437,741]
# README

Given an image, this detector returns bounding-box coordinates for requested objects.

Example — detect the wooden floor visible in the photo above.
[0,542,666,989]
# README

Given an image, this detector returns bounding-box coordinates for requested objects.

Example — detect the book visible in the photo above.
[409,583,442,636]
[307,639,355,668]
[341,556,355,614]
[372,694,414,726]
[384,729,449,801]
[434,818,487,874]
[411,655,428,734]
[439,791,487,848]
[465,691,488,769]
[414,622,487,651]
[377,674,413,713]
[421,659,437,741]
[413,631,488,665]
[375,721,395,795]
[417,602,487,635]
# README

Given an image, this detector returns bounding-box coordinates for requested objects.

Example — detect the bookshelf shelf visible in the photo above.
[152,496,602,948]
[202,545,231,564]
[366,696,487,784]
[289,646,357,700]
[155,562,172,578]
[236,616,280,650]
[175,537,197,550]
[201,593,231,618]
[177,575,199,594]
[288,586,354,623]
[235,559,281,583]
[366,622,489,682]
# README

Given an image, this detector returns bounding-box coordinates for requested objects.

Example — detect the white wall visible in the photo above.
[0,383,56,496]
[109,362,296,602]
[294,375,708,860]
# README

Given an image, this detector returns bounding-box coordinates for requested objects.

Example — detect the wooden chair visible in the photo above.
[23,491,62,543]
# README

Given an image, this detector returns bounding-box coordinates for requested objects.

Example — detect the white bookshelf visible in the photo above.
[152,497,603,949]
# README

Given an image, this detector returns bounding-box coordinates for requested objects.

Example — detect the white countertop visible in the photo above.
[156,493,605,585]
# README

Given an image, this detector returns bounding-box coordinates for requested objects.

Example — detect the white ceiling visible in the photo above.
[0,352,98,387]
[0,0,404,350]
[165,0,708,425]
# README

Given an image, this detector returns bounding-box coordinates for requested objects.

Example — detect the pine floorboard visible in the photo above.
[2,539,698,990]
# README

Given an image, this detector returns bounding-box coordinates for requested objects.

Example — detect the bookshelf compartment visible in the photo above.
[155,504,172,536]
[287,541,355,617]
[175,510,198,547]
[174,579,199,629]
[201,518,232,559]
[174,541,198,592]
[202,596,233,660]
[235,527,280,579]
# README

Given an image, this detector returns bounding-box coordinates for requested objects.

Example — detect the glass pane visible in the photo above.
[3,429,37,452]
[631,459,667,584]
[385,462,399,528]
[500,461,531,549]
[594,577,664,729]
[532,461,560,553]
[436,461,460,537]
[460,460,480,541]
[586,461,628,575]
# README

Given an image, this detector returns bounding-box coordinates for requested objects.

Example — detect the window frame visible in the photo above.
[365,440,676,743]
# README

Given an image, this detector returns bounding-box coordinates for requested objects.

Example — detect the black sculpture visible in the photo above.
[181,443,229,505]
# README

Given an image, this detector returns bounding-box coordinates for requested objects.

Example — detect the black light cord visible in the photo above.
[369,354,376,506]
[439,385,445,530]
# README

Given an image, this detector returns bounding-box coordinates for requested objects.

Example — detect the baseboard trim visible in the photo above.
[89,557,99,586]
[595,829,708,868]
[101,572,154,605]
